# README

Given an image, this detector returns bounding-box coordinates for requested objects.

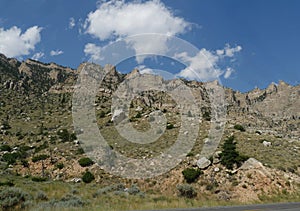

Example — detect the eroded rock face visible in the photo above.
[0,53,299,139]
[225,81,300,139]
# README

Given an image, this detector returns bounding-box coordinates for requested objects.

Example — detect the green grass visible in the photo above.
[1,174,299,211]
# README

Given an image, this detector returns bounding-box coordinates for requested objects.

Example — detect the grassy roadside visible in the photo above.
[1,174,299,211]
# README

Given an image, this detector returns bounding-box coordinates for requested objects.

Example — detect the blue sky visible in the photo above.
[0,0,299,92]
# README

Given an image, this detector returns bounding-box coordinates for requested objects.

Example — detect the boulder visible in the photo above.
[70,178,82,183]
[214,167,220,172]
[239,158,264,170]
[213,151,222,164]
[262,140,272,147]
[196,157,211,169]
[111,109,126,123]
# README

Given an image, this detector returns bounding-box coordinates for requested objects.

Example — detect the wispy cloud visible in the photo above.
[50,49,63,56]
[32,52,44,60]
[224,67,235,79]
[69,17,75,29]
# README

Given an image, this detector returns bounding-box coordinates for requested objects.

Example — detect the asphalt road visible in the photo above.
[141,202,300,211]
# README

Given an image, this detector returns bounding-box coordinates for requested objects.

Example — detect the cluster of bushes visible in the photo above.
[177,184,197,198]
[39,193,86,209]
[0,145,30,165]
[182,168,202,183]
[93,183,125,196]
[57,129,76,142]
[2,152,20,165]
[32,177,47,182]
[0,180,14,187]
[220,136,249,169]
[0,187,30,210]
[32,154,49,163]
[36,191,48,201]
[0,144,11,152]
[93,183,144,197]
[205,181,219,191]
[1,120,11,130]
[0,187,86,210]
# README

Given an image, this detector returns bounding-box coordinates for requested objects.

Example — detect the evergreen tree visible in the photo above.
[220,136,248,169]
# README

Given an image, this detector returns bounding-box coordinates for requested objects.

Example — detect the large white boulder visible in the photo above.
[239,158,264,170]
[197,157,211,169]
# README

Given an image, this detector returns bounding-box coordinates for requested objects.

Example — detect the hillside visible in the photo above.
[0,54,299,210]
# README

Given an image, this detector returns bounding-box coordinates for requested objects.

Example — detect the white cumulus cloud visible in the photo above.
[0,26,42,58]
[84,0,190,63]
[32,52,44,60]
[176,45,242,81]
[84,43,102,62]
[50,50,64,56]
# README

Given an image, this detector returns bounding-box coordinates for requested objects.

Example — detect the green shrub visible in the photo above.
[135,112,142,118]
[127,184,140,195]
[70,133,77,141]
[76,147,85,155]
[32,177,47,182]
[36,191,48,201]
[78,157,94,167]
[57,129,72,142]
[166,123,174,130]
[206,181,219,191]
[0,180,14,187]
[34,141,49,153]
[39,194,85,208]
[94,183,125,197]
[2,152,19,165]
[203,111,211,121]
[177,184,197,198]
[56,163,64,169]
[220,136,249,169]
[19,145,31,152]
[234,124,245,132]
[0,144,11,152]
[82,171,95,183]
[32,154,48,162]
[182,168,202,183]
[186,152,194,157]
[21,160,29,168]
[1,120,11,130]
[99,111,106,118]
[0,187,30,210]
